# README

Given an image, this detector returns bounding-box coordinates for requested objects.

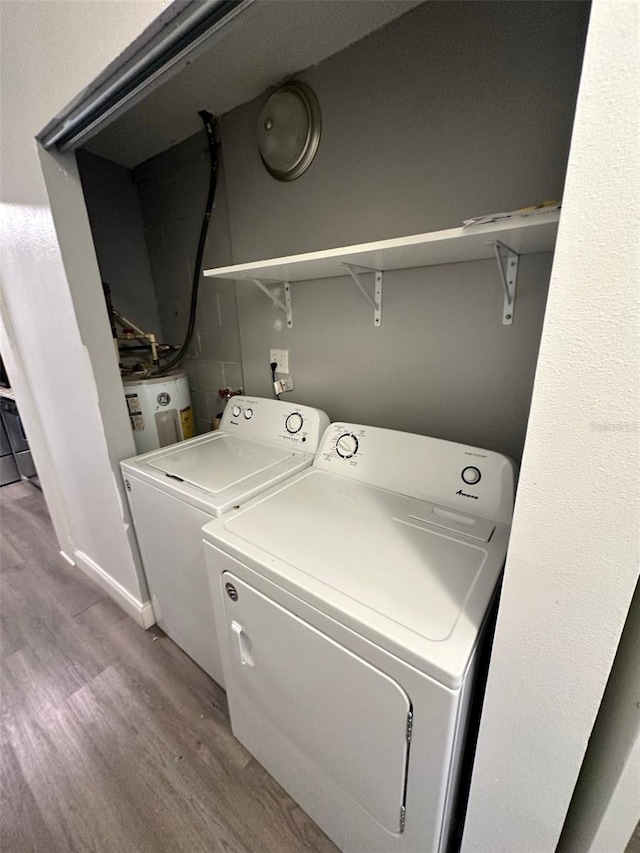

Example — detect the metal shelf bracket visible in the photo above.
[251,279,293,328]
[491,240,519,325]
[341,263,383,326]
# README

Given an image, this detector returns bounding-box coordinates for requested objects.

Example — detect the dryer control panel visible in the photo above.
[316,423,516,525]
[220,397,330,454]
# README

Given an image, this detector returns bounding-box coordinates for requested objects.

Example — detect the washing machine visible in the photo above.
[202,423,516,852]
[120,396,329,687]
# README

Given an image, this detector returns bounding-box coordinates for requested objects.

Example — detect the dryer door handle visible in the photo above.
[231,621,254,667]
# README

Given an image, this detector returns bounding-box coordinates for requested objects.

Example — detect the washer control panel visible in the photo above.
[220,397,329,453]
[336,432,359,459]
[315,423,516,525]
[285,412,304,434]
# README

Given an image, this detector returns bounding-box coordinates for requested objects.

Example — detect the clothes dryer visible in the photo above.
[203,423,515,851]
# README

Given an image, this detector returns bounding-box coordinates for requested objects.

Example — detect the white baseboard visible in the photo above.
[70,549,156,629]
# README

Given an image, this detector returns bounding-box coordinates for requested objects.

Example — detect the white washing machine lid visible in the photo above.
[208,469,509,686]
[147,433,296,494]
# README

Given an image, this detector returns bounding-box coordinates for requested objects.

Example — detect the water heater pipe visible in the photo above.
[113,309,160,365]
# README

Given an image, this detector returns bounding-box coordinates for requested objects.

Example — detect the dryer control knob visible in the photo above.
[231,405,242,417]
[244,408,254,420]
[336,433,359,459]
[461,466,481,485]
[285,412,304,434]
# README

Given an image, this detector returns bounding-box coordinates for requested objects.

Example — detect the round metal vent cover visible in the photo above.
[257,81,321,181]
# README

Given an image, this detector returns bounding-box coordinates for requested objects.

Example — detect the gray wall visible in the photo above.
[129,1,588,459]
[223,2,588,261]
[234,255,553,459]
[77,150,161,337]
[219,0,588,461]
[132,134,243,434]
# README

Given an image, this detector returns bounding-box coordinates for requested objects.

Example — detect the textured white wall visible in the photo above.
[462,1,640,850]
[0,1,168,613]
[0,0,169,207]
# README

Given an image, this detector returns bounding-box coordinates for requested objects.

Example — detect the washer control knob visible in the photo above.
[243,407,254,420]
[461,466,481,485]
[336,433,359,459]
[285,412,304,434]
[231,405,242,417]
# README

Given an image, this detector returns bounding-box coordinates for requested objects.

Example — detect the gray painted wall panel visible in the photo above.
[77,150,162,336]
[235,253,552,461]
[218,1,587,460]
[222,1,588,262]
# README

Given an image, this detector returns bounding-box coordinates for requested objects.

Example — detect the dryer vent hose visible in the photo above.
[153,109,219,375]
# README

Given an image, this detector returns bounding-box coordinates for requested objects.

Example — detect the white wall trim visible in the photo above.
[73,549,156,629]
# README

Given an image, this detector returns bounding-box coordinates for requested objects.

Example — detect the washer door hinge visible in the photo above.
[406,710,413,743]
[399,805,406,833]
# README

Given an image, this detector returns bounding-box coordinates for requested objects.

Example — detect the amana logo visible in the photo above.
[456,489,479,500]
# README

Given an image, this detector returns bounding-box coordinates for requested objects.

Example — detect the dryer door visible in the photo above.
[221,571,412,833]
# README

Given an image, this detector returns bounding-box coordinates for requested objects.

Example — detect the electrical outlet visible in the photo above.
[270,348,289,373]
